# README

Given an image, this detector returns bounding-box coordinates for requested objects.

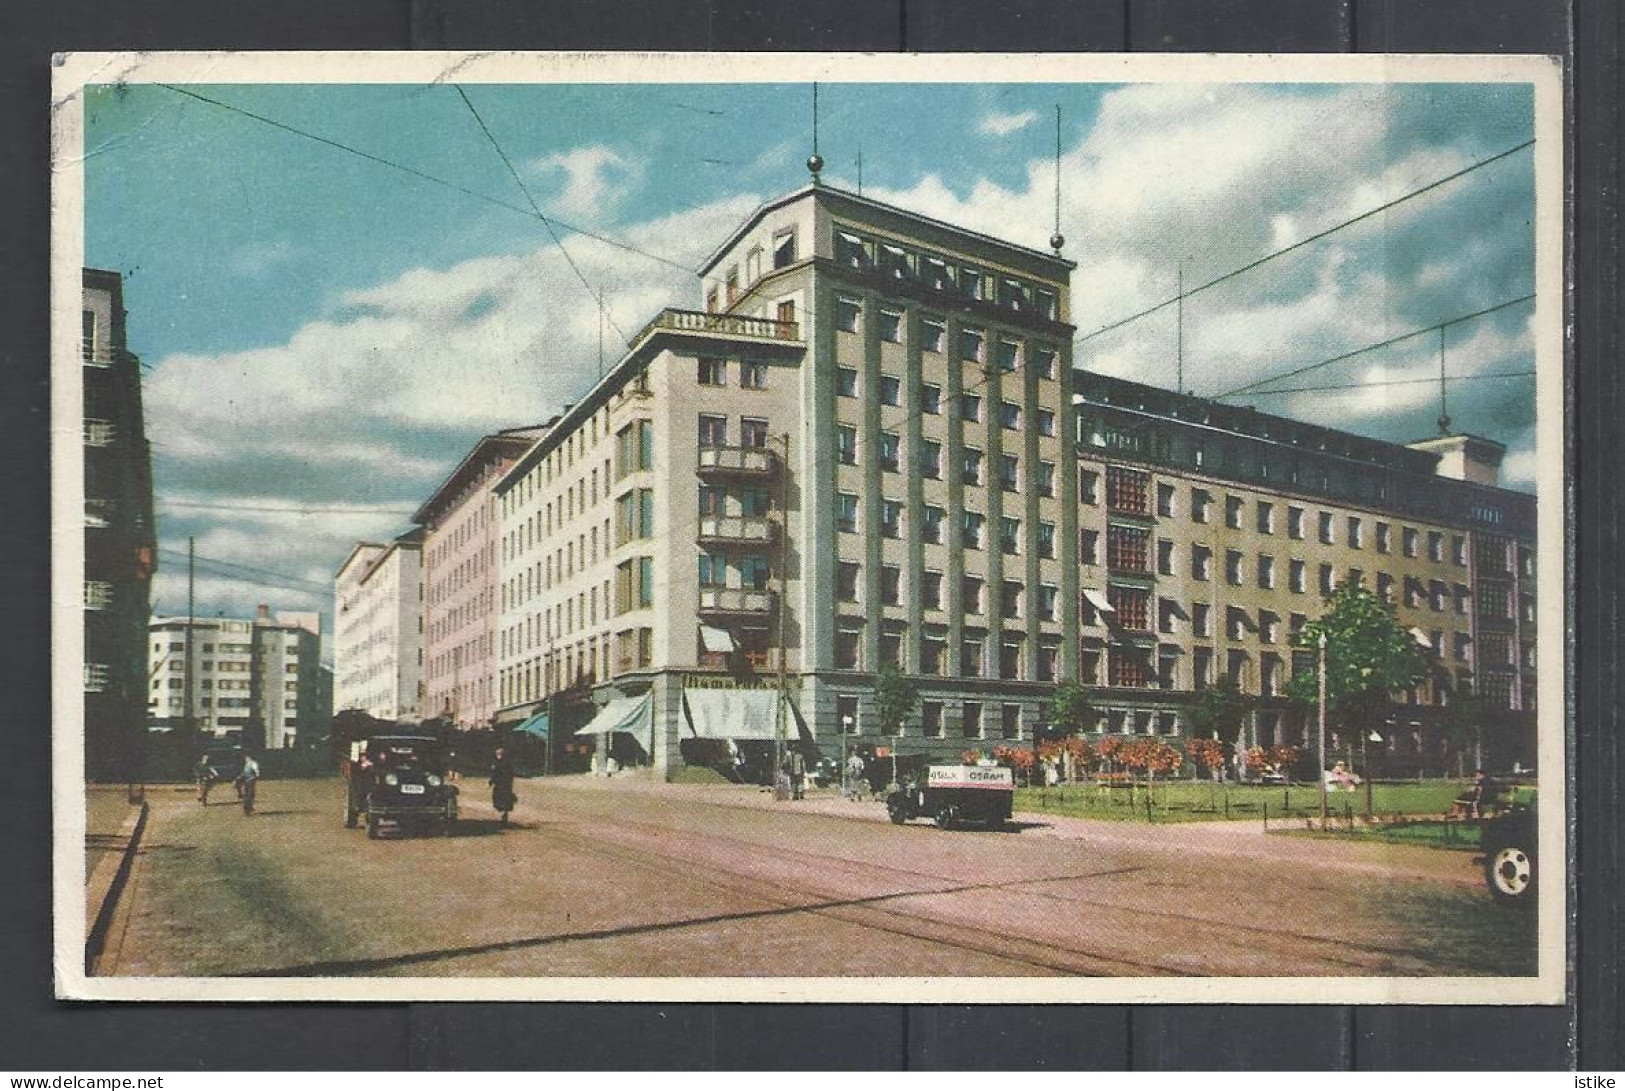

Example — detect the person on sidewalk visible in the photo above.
[238,753,261,815]
[490,746,517,826]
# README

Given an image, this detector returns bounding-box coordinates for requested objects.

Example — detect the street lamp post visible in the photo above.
[771,431,791,802]
[840,713,853,798]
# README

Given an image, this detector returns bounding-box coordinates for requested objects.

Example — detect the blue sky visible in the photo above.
[83,78,1540,626]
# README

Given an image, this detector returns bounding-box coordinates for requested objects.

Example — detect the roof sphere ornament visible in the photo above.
[1050,231,1066,254]
[807,153,824,180]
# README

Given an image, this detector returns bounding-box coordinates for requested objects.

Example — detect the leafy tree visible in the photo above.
[1048,679,1100,737]
[1440,676,1487,776]
[1285,582,1430,768]
[1187,676,1252,746]
[873,662,919,736]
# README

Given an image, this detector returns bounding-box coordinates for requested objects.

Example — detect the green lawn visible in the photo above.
[1278,820,1484,851]
[1014,779,1479,824]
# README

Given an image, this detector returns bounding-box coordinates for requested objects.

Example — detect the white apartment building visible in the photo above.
[333,530,424,722]
[493,180,1078,775]
[147,607,324,749]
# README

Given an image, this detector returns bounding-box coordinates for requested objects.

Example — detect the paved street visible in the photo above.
[97,775,1534,978]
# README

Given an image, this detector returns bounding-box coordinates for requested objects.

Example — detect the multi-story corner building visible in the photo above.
[493,180,1079,773]
[416,424,551,731]
[333,529,424,722]
[147,607,325,750]
[82,268,156,780]
[1071,373,1537,773]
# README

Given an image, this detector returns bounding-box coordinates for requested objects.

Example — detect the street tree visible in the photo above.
[1048,679,1100,737]
[1440,676,1488,776]
[1188,676,1252,745]
[1286,581,1430,770]
[873,661,919,737]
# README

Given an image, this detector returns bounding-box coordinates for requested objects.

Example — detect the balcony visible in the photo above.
[697,585,775,617]
[635,307,801,345]
[697,514,777,547]
[698,444,778,478]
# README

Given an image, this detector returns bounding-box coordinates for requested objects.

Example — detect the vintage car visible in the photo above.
[886,763,1015,830]
[1479,786,1537,905]
[343,734,459,839]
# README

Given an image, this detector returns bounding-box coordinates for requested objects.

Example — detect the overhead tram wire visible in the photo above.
[155,549,330,595]
[154,84,693,275]
[1214,294,1536,401]
[1225,370,1536,397]
[454,85,631,348]
[159,499,418,517]
[1075,138,1538,346]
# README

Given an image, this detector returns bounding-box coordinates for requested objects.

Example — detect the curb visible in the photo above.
[84,800,148,976]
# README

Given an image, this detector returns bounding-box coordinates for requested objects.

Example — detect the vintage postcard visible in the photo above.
[52,51,1566,1003]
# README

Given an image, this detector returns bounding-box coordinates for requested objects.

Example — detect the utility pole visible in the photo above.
[185,537,195,745]
[1317,630,1328,823]
[773,432,791,801]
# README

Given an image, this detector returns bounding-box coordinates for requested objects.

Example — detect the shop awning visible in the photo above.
[512,709,549,738]
[698,625,736,653]
[1408,627,1436,652]
[1082,589,1115,614]
[683,689,782,741]
[573,693,653,749]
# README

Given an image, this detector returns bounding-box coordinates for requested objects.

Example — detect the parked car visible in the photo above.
[343,735,459,839]
[1479,787,1537,904]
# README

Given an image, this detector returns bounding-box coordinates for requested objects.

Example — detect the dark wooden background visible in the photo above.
[3,0,1617,1070]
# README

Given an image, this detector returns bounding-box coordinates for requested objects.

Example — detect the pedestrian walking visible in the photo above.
[490,746,517,825]
[846,750,867,801]
[194,754,214,805]
[788,749,806,800]
[238,752,261,815]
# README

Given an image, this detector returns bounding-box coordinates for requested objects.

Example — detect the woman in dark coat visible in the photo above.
[489,746,517,825]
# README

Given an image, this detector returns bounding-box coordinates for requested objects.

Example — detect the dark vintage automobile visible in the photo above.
[886,764,1015,830]
[1479,786,1537,905]
[343,735,459,839]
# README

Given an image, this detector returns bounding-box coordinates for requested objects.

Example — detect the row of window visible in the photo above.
[833,426,1058,494]
[833,495,1058,557]
[834,368,1061,435]
[830,627,1064,682]
[831,562,1062,620]
[697,357,772,389]
[828,226,1061,322]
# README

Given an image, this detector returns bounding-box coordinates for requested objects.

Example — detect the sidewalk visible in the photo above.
[536,772,1481,887]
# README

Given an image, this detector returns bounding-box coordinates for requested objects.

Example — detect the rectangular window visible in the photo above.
[1376,522,1392,554]
[836,493,858,533]
[879,433,901,473]
[1226,495,1243,529]
[920,439,942,479]
[921,318,945,353]
[879,310,902,343]
[962,701,984,738]
[835,424,858,465]
[1319,563,1335,596]
[962,448,983,486]
[698,358,726,385]
[1157,538,1175,576]
[960,327,985,362]
[740,361,768,389]
[1033,346,1057,379]
[1290,559,1306,594]
[698,414,727,446]
[922,701,945,737]
[1107,525,1149,573]
[1108,586,1150,632]
[920,383,941,414]
[1428,531,1444,562]
[1452,536,1468,566]
[962,512,985,550]
[1257,555,1275,590]
[1000,401,1021,430]
[962,576,985,615]
[772,229,796,268]
[1225,549,1244,586]
[1080,529,1099,566]
[1001,580,1023,618]
[1256,502,1275,534]
[1193,603,1211,638]
[1038,522,1056,559]
[922,505,945,544]
[999,517,1020,555]
[1403,527,1419,557]
[961,393,982,422]
[1287,506,1305,540]
[834,630,862,670]
[740,417,769,448]
[1106,467,1150,513]
[1037,409,1056,437]
[881,499,903,539]
[961,638,984,678]
[836,562,860,602]
[1192,489,1211,524]
[836,296,862,332]
[1347,516,1364,549]
[999,454,1019,491]
[1318,512,1335,545]
[1039,585,1059,622]
[698,553,726,588]
[996,339,1020,372]
[1079,470,1099,505]
[836,366,858,397]
[879,375,901,406]
[1157,483,1176,518]
[922,570,944,611]
[1036,461,1056,498]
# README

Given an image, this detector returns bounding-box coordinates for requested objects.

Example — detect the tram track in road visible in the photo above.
[539,795,1445,976]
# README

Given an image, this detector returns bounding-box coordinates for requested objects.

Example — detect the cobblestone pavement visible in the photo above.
[98,775,1534,980]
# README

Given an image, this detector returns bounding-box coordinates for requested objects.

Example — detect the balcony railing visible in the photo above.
[698,444,778,476]
[636,307,801,345]
[697,586,775,616]
[697,514,777,546]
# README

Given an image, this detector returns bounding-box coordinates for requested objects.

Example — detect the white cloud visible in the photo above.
[525,145,643,220]
[977,109,1038,137]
